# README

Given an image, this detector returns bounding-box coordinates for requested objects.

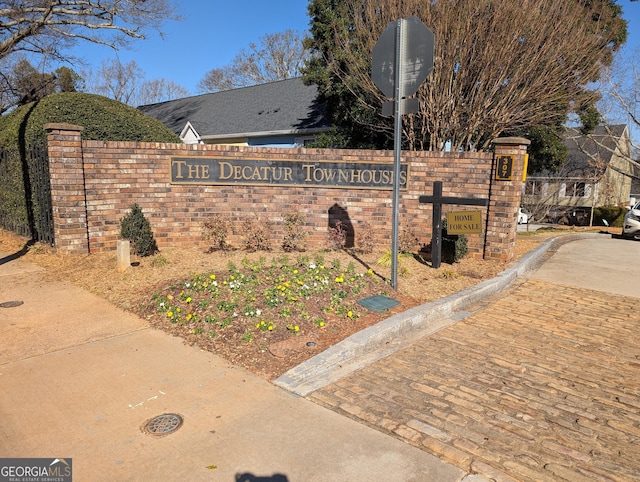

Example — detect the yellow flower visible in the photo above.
[167,311,173,318]
[185,297,192,303]
[347,310,353,318]
[319,321,325,327]
[209,274,216,280]
[293,269,298,275]
[268,325,274,331]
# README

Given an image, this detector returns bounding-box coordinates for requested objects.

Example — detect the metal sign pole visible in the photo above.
[391,18,405,290]
[372,16,433,289]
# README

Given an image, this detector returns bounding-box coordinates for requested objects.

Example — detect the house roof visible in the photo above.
[138,77,329,141]
[561,125,629,176]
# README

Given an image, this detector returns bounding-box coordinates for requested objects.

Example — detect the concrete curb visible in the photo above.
[274,232,606,396]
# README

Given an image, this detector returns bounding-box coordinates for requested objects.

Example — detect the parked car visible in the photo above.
[622,201,640,239]
[518,208,529,224]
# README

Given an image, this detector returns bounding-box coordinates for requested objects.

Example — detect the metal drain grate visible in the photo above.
[142,413,183,437]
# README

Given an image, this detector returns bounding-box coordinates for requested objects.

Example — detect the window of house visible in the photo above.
[564,182,587,197]
[525,180,548,196]
[525,180,541,195]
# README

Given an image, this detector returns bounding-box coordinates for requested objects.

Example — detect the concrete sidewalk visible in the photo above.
[0,254,466,481]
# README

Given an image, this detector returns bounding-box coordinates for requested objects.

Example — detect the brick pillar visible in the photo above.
[44,123,89,254]
[484,137,530,262]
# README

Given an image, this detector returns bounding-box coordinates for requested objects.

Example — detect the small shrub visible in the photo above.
[611,211,626,228]
[593,206,625,227]
[438,268,459,279]
[376,249,411,277]
[326,220,347,251]
[354,221,375,254]
[399,224,420,253]
[120,204,157,257]
[202,214,231,251]
[441,219,468,264]
[241,215,272,252]
[282,211,307,252]
[150,253,169,267]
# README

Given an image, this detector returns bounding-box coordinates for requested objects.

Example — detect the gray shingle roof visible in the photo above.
[138,77,328,139]
[562,125,628,175]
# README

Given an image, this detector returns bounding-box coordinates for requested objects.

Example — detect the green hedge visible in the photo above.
[0,93,180,241]
[0,92,180,148]
[592,206,625,227]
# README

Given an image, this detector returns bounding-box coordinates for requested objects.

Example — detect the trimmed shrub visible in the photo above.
[399,224,420,253]
[202,214,231,251]
[0,92,180,241]
[241,215,272,252]
[354,221,375,254]
[593,206,625,227]
[120,204,157,257]
[282,211,307,252]
[326,220,347,251]
[0,92,180,150]
[441,218,468,264]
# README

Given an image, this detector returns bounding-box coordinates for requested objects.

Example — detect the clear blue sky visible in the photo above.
[69,0,640,99]
[69,0,311,94]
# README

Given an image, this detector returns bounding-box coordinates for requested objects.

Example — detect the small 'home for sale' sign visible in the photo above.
[446,211,483,234]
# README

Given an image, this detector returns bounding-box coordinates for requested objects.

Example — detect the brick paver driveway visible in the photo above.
[309,257,640,481]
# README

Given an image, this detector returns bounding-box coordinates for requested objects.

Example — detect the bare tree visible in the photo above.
[197,29,310,93]
[305,0,627,151]
[87,58,144,104]
[83,58,189,106]
[599,47,640,154]
[137,78,189,105]
[0,0,179,63]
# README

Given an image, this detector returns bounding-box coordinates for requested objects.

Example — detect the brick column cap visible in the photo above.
[492,136,530,146]
[44,123,84,133]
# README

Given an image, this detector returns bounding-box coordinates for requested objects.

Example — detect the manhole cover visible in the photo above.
[142,413,183,437]
[0,301,24,308]
[358,295,400,313]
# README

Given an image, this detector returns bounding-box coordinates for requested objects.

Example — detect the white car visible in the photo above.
[623,201,640,239]
[518,208,529,224]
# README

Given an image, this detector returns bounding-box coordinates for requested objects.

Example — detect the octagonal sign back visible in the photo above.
[372,16,434,99]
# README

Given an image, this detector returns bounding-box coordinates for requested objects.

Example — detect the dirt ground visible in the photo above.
[0,226,614,380]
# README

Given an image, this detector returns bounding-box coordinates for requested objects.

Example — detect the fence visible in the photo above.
[0,144,54,244]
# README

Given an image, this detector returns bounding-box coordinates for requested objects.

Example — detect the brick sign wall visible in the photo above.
[45,123,528,261]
